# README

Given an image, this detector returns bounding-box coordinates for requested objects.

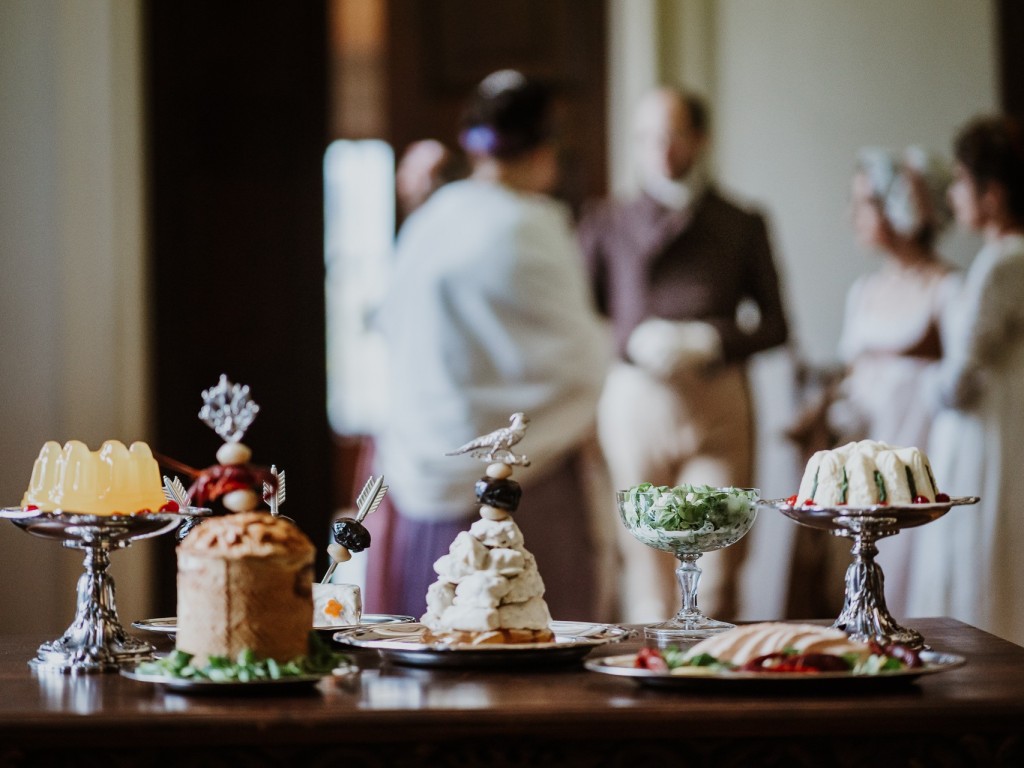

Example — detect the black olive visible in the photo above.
[473,477,522,511]
[332,518,372,552]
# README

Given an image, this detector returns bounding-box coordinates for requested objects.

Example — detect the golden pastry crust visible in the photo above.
[176,512,315,665]
[422,627,555,646]
[179,511,315,560]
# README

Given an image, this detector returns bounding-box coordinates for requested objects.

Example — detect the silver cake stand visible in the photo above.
[764,496,979,649]
[0,507,188,673]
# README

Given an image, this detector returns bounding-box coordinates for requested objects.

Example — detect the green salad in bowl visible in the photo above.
[616,483,759,556]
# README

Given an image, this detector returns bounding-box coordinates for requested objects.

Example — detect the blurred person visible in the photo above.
[578,86,789,623]
[786,147,960,620]
[395,139,466,218]
[907,115,1024,645]
[368,70,612,620]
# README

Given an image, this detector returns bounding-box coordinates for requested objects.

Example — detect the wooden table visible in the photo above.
[1,618,1022,767]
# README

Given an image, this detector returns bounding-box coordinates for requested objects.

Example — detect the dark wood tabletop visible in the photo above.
[2,617,1022,767]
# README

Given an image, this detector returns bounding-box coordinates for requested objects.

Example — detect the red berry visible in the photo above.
[24,504,38,511]
[936,493,950,503]
[913,495,929,504]
[802,498,815,506]
[634,647,669,671]
[785,495,798,506]
[159,501,180,512]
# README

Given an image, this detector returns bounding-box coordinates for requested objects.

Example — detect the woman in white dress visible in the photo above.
[907,116,1024,645]
[825,147,959,618]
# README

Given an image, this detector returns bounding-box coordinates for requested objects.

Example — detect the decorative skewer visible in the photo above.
[162,476,191,511]
[322,474,388,583]
[263,464,286,517]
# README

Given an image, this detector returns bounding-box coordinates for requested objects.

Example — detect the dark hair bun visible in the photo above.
[459,70,552,160]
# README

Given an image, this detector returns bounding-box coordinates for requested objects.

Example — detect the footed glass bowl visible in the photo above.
[616,485,759,643]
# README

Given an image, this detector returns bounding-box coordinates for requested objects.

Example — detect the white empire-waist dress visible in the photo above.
[833,259,961,618]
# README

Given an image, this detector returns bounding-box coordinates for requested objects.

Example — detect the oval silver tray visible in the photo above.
[585,650,965,689]
[333,620,631,668]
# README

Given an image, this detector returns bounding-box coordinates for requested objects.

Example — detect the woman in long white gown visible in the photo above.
[827,147,960,619]
[907,116,1024,646]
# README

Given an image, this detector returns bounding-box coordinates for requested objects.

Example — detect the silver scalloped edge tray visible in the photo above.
[333,620,631,668]
[761,496,979,514]
[1,506,209,520]
[764,496,980,533]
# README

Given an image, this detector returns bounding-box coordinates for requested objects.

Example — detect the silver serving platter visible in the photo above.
[133,613,416,635]
[762,496,980,649]
[770,496,980,534]
[0,507,185,542]
[585,650,966,689]
[1,507,189,672]
[120,667,328,694]
[333,620,631,668]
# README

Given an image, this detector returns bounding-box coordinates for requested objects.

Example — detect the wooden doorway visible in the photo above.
[145,1,332,614]
[330,0,608,212]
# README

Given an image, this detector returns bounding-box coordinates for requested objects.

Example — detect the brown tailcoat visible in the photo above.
[578,188,789,361]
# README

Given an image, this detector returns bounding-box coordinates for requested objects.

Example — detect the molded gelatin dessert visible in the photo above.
[176,512,315,665]
[21,440,166,515]
[796,440,944,506]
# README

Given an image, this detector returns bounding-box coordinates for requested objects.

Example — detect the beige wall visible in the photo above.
[0,0,151,636]
[713,0,997,363]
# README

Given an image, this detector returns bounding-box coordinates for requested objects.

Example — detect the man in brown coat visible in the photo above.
[579,86,789,627]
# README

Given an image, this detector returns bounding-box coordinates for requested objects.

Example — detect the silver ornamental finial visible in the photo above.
[198,374,260,443]
[444,412,531,466]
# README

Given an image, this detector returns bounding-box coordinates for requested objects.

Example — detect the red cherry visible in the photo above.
[936,493,950,503]
[913,495,929,504]
[802,499,815,506]
[785,495,798,506]
[159,501,180,512]
[24,504,38,511]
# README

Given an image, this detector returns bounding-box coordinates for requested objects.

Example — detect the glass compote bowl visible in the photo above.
[616,485,759,645]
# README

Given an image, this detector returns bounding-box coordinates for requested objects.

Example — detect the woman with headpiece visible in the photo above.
[831,146,961,617]
[907,116,1024,645]
[787,146,960,620]
[368,70,612,619]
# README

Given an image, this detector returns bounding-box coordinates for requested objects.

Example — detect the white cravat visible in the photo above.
[642,163,708,212]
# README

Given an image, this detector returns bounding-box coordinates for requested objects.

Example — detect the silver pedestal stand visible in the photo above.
[1,508,183,673]
[766,496,979,649]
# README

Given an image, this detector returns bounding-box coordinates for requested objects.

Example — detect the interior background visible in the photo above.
[0,0,1011,635]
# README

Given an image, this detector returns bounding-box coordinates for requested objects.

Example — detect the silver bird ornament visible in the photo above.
[445,412,531,466]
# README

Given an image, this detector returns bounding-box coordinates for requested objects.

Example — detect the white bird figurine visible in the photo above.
[445,412,531,465]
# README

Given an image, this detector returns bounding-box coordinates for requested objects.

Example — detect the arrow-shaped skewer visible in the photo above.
[321,474,388,583]
[263,465,286,516]
[353,474,386,523]
[162,475,191,510]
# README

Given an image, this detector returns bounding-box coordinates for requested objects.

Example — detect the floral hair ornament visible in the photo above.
[460,125,500,156]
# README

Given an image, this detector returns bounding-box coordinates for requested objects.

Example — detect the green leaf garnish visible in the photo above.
[136,632,350,682]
